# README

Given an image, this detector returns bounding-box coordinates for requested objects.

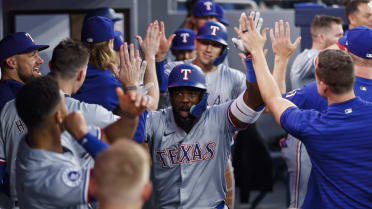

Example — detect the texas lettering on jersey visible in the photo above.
[156,141,216,168]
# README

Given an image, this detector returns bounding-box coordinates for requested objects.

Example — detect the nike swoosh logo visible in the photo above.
[164,131,176,137]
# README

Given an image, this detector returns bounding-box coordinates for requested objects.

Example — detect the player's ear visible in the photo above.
[5,56,16,69]
[77,70,84,82]
[141,181,152,201]
[55,110,64,124]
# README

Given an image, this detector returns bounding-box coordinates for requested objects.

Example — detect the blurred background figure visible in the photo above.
[170,28,196,61]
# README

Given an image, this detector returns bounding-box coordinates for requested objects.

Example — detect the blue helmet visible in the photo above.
[196,21,228,46]
[216,4,230,26]
[113,31,123,51]
[171,28,196,51]
[84,8,121,23]
[168,64,206,90]
[192,0,218,17]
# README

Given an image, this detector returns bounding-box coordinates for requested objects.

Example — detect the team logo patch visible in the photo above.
[345,108,352,114]
[62,168,82,187]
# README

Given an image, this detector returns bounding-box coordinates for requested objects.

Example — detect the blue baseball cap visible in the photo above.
[346,26,372,59]
[82,16,116,43]
[192,0,218,17]
[84,8,121,23]
[215,4,229,26]
[171,28,196,51]
[0,32,49,61]
[114,31,124,51]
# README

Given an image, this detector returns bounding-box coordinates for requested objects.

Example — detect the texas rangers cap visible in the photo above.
[82,16,117,43]
[346,26,372,59]
[171,28,196,51]
[216,4,230,26]
[114,31,124,51]
[0,32,49,61]
[192,0,218,17]
[85,8,121,23]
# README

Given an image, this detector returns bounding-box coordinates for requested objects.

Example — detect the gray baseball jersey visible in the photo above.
[146,101,236,209]
[0,96,118,202]
[164,60,246,105]
[289,49,318,90]
[16,126,101,209]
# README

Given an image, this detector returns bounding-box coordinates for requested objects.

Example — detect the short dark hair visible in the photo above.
[310,15,343,38]
[316,49,354,94]
[16,76,61,129]
[50,39,90,80]
[343,0,370,23]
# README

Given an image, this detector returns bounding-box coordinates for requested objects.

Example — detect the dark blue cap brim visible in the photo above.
[194,11,218,17]
[112,17,122,22]
[219,18,230,26]
[171,45,195,51]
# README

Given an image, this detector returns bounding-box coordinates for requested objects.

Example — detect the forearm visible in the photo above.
[242,57,264,109]
[272,56,290,93]
[144,56,159,110]
[102,114,139,144]
[252,50,283,107]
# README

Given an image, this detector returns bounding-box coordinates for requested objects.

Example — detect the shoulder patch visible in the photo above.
[285,89,297,98]
[62,168,82,187]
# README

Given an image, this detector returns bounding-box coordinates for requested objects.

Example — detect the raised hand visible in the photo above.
[270,20,301,59]
[63,111,88,140]
[234,14,268,55]
[116,87,152,117]
[155,21,176,62]
[232,11,263,54]
[136,20,162,60]
[109,42,141,88]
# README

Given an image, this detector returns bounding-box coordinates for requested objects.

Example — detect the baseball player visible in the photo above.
[0,32,49,112]
[277,26,372,208]
[215,3,230,26]
[240,14,372,208]
[0,37,157,207]
[186,0,218,33]
[94,140,152,209]
[14,75,149,209]
[83,7,122,31]
[145,61,264,208]
[170,28,196,62]
[283,15,343,208]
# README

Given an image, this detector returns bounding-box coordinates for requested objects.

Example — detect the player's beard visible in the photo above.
[173,107,197,132]
[19,71,40,84]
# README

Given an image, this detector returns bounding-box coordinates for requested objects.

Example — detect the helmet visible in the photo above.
[215,4,230,26]
[196,21,228,46]
[113,31,123,51]
[171,28,196,51]
[192,1,218,17]
[168,63,208,117]
[168,64,206,90]
[84,8,121,23]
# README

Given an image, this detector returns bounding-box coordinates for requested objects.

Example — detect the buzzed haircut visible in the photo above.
[316,49,355,94]
[310,15,343,38]
[15,76,61,129]
[95,139,150,204]
[50,39,90,80]
[343,0,370,23]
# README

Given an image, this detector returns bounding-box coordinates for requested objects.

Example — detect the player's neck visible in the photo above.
[173,114,200,133]
[55,77,76,95]
[311,42,323,51]
[28,126,63,153]
[327,90,355,106]
[354,65,372,79]
[192,59,217,74]
[99,201,142,209]
[0,69,24,84]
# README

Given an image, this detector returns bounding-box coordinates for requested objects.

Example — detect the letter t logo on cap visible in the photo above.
[25,33,35,43]
[181,33,190,43]
[181,69,192,80]
[204,1,213,11]
[210,26,220,36]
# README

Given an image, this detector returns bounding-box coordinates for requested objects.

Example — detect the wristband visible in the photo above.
[245,58,256,82]
[123,85,137,93]
[78,133,108,159]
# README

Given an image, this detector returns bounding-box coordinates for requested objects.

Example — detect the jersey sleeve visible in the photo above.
[280,106,314,139]
[79,101,119,128]
[209,102,236,141]
[133,111,148,143]
[145,110,164,143]
[30,165,94,207]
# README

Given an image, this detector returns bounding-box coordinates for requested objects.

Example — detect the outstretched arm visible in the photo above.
[239,15,296,126]
[137,20,162,110]
[270,20,301,93]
